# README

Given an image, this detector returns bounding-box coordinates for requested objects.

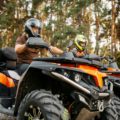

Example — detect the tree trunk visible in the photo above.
[94,2,100,55]
[111,0,116,55]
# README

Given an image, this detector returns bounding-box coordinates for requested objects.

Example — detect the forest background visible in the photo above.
[0,0,120,65]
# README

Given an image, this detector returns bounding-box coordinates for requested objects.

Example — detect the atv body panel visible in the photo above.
[14,56,110,115]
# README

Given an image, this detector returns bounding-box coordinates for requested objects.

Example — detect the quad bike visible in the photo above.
[0,37,111,120]
[15,37,112,120]
[82,54,120,120]
[0,47,20,116]
[99,56,120,120]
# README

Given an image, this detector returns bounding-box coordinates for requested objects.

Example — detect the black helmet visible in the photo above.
[24,18,42,37]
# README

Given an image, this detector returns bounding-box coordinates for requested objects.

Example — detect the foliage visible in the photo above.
[115,52,120,68]
[0,0,119,58]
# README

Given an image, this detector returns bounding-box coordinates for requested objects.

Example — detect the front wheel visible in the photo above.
[17,90,70,120]
[100,95,120,120]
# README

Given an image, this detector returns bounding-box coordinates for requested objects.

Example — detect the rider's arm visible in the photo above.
[15,34,27,54]
[15,34,37,54]
[15,44,26,54]
[15,44,39,54]
[49,46,63,55]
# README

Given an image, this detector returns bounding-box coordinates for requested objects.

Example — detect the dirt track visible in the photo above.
[0,113,16,120]
[0,109,99,120]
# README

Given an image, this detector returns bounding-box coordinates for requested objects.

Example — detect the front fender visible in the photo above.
[14,61,59,115]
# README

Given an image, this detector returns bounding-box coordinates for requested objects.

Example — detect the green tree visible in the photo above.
[0,0,119,57]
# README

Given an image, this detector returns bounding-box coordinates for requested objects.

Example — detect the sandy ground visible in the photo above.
[76,108,100,120]
[0,109,99,120]
[0,113,16,120]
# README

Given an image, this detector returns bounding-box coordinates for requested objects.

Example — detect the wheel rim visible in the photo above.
[24,105,44,120]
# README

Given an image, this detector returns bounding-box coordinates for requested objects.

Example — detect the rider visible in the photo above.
[68,34,87,57]
[15,18,63,75]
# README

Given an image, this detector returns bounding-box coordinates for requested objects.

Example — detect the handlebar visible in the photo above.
[26,37,49,49]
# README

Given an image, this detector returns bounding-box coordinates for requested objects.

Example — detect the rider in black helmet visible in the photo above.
[24,18,42,37]
[15,18,63,75]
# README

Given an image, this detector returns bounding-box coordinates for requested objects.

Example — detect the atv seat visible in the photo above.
[0,47,17,70]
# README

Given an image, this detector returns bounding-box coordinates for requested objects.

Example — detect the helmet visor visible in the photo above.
[31,27,41,37]
[30,20,41,28]
[79,41,86,48]
[75,39,87,51]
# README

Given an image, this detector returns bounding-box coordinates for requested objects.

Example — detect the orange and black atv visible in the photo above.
[82,54,120,120]
[0,38,111,120]
[14,37,112,120]
[99,56,120,120]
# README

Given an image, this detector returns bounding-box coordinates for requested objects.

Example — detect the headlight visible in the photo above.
[104,77,113,91]
[104,78,108,86]
[63,71,70,78]
[55,68,96,85]
[74,73,81,82]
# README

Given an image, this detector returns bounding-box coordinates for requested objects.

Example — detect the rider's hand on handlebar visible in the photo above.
[27,47,39,53]
[25,43,38,52]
